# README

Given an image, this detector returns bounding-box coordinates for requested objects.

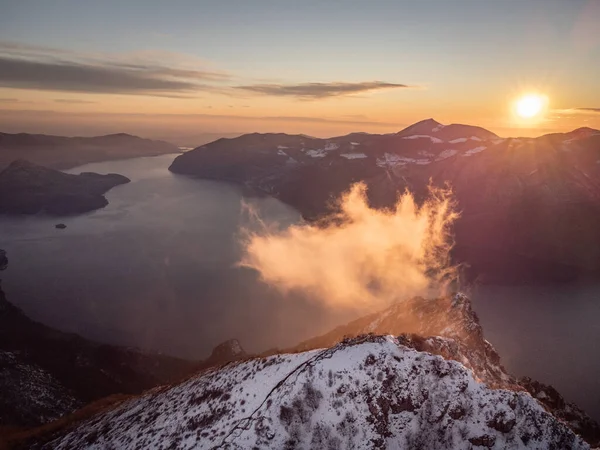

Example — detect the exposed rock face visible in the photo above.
[0,159,130,215]
[0,132,179,170]
[0,286,196,428]
[201,338,247,368]
[42,335,590,450]
[169,122,600,283]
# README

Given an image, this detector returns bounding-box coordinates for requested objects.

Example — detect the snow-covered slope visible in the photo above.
[45,335,588,450]
[292,294,600,445]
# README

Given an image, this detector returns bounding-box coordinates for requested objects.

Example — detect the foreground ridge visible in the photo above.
[45,333,589,449]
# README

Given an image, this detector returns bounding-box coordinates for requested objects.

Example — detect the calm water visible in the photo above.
[0,154,598,420]
[0,155,354,359]
[471,284,600,421]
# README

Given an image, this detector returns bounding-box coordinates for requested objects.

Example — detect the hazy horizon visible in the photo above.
[2,0,599,141]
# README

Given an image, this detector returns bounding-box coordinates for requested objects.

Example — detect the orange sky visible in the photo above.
[1,0,600,144]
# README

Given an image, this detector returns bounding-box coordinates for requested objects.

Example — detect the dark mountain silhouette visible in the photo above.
[0,159,129,214]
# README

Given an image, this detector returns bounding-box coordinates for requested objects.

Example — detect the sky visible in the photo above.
[1,0,599,144]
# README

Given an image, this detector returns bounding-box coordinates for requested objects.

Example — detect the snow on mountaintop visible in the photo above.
[401,134,444,144]
[46,335,589,450]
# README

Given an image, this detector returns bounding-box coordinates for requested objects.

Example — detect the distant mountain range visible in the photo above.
[0,132,179,170]
[170,119,600,283]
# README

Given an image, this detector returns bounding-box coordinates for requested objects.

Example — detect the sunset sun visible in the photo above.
[515,94,547,119]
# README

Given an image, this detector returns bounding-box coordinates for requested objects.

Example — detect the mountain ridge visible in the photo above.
[9,293,597,449]
[169,120,600,283]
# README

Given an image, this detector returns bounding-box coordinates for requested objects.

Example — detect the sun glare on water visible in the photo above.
[515,94,547,119]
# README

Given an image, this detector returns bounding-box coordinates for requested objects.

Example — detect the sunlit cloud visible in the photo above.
[574,108,600,113]
[240,183,458,309]
[235,81,416,99]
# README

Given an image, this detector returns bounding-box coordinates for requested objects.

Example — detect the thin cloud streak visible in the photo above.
[0,108,401,127]
[0,40,230,98]
[236,81,416,99]
[54,99,98,104]
[0,57,218,97]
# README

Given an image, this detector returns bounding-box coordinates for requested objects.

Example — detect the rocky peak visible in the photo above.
[203,339,247,367]
[397,118,443,136]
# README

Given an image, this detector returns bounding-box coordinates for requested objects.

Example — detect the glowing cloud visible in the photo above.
[239,183,459,310]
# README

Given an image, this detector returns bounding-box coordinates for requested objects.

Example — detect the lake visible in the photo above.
[0,154,598,421]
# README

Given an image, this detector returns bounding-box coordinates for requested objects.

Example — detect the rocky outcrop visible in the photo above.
[0,132,179,170]
[169,122,600,283]
[200,339,247,369]
[0,159,130,215]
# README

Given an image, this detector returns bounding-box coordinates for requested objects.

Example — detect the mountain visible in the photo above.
[0,159,129,215]
[0,132,179,170]
[396,118,499,141]
[169,121,600,283]
[0,282,196,428]
[289,294,600,445]
[17,294,598,449]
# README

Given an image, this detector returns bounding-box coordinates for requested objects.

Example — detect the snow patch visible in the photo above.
[402,135,443,144]
[340,153,368,159]
[463,146,487,156]
[377,153,431,167]
[305,149,327,158]
[436,149,458,161]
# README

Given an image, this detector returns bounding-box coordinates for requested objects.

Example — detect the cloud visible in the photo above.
[0,98,19,103]
[54,99,97,104]
[575,108,600,113]
[235,81,415,99]
[0,108,401,127]
[0,41,229,98]
[239,183,458,310]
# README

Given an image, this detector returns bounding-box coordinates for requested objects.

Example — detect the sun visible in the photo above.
[515,94,547,119]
